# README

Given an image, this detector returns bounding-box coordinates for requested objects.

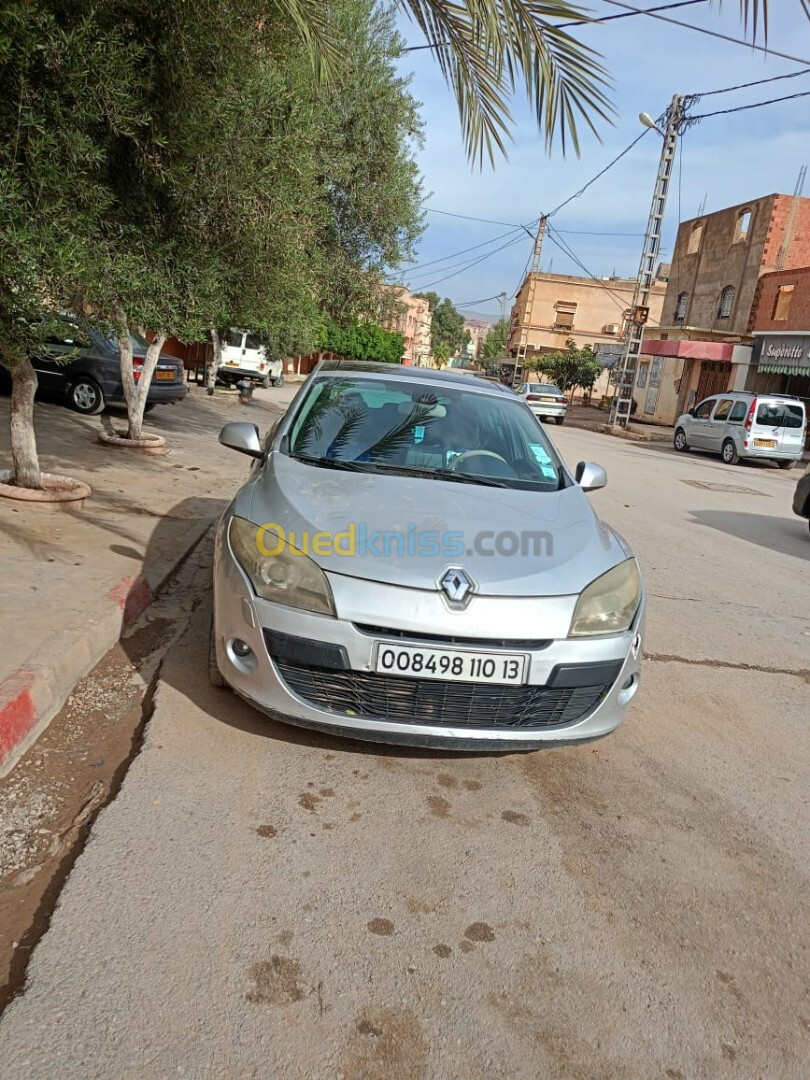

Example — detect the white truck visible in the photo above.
[217,329,284,388]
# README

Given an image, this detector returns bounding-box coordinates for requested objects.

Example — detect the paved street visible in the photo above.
[1,422,808,1079]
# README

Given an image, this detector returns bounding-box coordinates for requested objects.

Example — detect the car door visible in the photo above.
[32,323,87,393]
[703,397,734,451]
[686,397,717,449]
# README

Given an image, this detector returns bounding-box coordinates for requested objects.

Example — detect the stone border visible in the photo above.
[97,430,166,454]
[0,470,91,507]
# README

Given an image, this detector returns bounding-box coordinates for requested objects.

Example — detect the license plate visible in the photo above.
[539,396,558,402]
[374,642,527,684]
[225,360,240,366]
[753,438,776,447]
[154,370,174,380]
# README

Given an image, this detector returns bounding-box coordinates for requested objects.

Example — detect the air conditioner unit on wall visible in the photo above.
[604,323,620,335]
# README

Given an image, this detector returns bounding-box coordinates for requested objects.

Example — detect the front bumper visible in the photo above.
[213,530,644,750]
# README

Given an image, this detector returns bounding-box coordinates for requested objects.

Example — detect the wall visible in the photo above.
[662,193,810,335]
[508,272,666,358]
[749,265,810,332]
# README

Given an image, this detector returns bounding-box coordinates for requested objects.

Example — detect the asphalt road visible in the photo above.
[1,417,808,1079]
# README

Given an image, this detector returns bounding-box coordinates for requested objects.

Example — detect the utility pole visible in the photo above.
[611,95,684,427]
[512,215,547,387]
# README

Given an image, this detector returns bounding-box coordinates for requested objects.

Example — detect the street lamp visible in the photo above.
[638,111,665,138]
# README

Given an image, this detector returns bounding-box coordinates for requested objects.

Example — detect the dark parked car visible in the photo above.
[0,318,187,415]
[792,461,810,534]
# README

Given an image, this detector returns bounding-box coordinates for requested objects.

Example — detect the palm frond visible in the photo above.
[399,1,613,164]
[271,0,340,83]
[735,0,810,35]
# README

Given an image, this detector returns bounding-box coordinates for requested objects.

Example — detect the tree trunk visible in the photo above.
[114,304,167,440]
[206,328,222,391]
[8,357,42,489]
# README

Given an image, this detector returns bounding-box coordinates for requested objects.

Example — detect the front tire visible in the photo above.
[722,439,740,465]
[673,428,689,452]
[777,459,797,471]
[68,377,105,415]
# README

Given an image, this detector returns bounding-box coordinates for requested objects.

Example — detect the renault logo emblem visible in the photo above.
[440,568,475,606]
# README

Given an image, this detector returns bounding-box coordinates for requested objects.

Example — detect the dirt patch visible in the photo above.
[298,792,321,812]
[464,921,496,942]
[433,944,452,958]
[501,810,530,827]
[343,1006,427,1080]
[437,773,457,789]
[427,795,450,818]
[256,824,278,839]
[367,918,395,937]
[246,955,305,1006]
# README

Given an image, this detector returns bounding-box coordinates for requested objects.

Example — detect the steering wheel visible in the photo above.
[450,449,510,471]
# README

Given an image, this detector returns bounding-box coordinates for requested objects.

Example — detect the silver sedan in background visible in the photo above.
[211,361,643,750]
[516,381,569,425]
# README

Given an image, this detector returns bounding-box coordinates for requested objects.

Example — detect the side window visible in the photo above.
[772,284,794,321]
[687,222,704,255]
[46,324,89,348]
[733,209,752,244]
[713,399,734,421]
[728,401,747,422]
[225,329,243,348]
[718,286,735,319]
[693,398,715,420]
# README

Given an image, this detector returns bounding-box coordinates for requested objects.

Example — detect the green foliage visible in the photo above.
[413,292,466,355]
[481,319,509,362]
[432,341,451,367]
[526,337,603,393]
[317,317,404,363]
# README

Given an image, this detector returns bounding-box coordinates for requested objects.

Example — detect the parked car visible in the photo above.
[210,360,644,750]
[792,461,810,534]
[217,329,284,389]
[674,392,806,469]
[0,317,187,415]
[516,381,569,425]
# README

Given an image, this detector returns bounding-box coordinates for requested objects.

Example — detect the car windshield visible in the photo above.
[287,376,564,490]
[756,402,804,429]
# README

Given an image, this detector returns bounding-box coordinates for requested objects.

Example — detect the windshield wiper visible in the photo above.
[368,463,512,488]
[290,454,372,472]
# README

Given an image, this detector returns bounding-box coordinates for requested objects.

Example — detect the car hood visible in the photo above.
[245,454,630,597]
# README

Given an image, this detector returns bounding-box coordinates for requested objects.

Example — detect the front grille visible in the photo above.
[353,623,551,650]
[273,659,609,730]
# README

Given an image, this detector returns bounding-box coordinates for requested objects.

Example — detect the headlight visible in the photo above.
[569,558,641,638]
[228,516,335,616]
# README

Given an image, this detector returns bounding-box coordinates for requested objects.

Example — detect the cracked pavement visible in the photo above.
[0,422,808,1079]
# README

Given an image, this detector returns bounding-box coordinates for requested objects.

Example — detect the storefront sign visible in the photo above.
[754,334,810,371]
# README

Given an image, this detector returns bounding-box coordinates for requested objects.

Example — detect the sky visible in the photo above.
[391,1,810,322]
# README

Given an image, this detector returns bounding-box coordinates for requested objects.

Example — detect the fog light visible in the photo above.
[232,638,252,657]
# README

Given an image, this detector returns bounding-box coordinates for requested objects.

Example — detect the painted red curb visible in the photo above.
[0,671,36,766]
[106,575,153,627]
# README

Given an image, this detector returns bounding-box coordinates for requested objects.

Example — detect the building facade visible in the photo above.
[380,285,432,366]
[632,192,810,424]
[508,270,667,400]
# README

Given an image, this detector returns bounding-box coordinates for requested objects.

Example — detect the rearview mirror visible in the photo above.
[219,422,263,459]
[575,461,607,492]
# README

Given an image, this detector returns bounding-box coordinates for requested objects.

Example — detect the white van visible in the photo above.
[217,329,284,388]
[674,391,806,468]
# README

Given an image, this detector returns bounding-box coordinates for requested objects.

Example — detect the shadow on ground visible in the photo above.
[689,508,810,559]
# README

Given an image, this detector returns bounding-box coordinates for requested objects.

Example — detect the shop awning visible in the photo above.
[759,363,810,376]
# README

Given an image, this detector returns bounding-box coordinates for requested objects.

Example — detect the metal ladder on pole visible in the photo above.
[512,216,547,387]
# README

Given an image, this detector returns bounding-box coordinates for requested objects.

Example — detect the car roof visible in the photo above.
[315,359,515,395]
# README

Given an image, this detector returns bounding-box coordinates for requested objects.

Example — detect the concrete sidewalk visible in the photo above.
[0,383,294,774]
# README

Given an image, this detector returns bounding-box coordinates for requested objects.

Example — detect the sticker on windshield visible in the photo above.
[529,443,557,477]
[414,425,425,443]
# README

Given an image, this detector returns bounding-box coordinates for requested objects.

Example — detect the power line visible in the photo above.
[405,226,526,273]
[600,0,810,66]
[454,295,503,307]
[409,232,527,291]
[546,131,649,219]
[400,0,709,53]
[406,233,526,284]
[687,89,810,121]
[694,66,810,98]
[425,207,524,227]
[544,226,630,313]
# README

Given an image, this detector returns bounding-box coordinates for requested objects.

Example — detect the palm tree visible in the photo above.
[278,0,799,165]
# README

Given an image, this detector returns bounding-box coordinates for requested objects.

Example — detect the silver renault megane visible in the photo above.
[211,360,644,750]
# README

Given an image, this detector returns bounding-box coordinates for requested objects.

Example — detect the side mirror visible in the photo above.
[575,461,607,492]
[219,421,263,459]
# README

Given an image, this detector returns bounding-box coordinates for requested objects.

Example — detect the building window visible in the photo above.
[553,301,577,330]
[733,209,752,243]
[637,363,649,388]
[674,292,688,321]
[772,283,795,321]
[718,285,735,318]
[687,222,704,254]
